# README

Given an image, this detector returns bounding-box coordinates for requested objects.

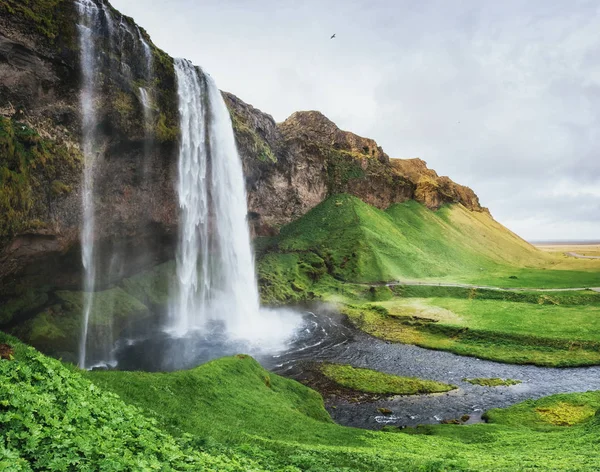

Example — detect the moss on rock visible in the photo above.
[120,260,175,307]
[10,287,149,359]
[0,116,82,244]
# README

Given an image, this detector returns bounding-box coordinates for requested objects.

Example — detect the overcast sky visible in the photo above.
[111,0,600,241]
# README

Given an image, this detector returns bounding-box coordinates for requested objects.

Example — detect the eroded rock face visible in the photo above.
[227,105,487,235]
[0,0,487,334]
[0,1,179,296]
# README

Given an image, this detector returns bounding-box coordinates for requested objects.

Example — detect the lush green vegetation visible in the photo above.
[342,300,600,367]
[319,362,455,395]
[89,353,600,471]
[0,333,260,471]
[256,194,600,305]
[464,378,521,387]
[0,0,75,42]
[11,288,150,361]
[229,108,276,162]
[4,332,600,470]
[256,195,600,366]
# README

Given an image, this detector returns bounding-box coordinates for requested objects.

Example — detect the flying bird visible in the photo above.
[330,33,336,39]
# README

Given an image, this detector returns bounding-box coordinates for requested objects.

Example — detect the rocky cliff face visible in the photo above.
[227,104,487,235]
[0,0,486,341]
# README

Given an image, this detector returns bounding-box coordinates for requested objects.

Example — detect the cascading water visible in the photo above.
[75,0,300,370]
[170,59,299,347]
[76,0,157,369]
[76,0,100,369]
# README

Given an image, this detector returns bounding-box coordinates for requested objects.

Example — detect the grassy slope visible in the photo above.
[89,355,600,471]
[257,194,600,304]
[0,333,260,471]
[3,333,600,471]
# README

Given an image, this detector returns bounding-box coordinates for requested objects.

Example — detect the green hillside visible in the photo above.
[88,351,600,471]
[0,333,258,471]
[4,331,600,470]
[257,194,600,303]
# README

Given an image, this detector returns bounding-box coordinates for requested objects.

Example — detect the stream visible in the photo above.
[114,303,600,430]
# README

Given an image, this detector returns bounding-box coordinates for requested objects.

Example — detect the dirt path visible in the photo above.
[565,251,600,260]
[378,280,600,293]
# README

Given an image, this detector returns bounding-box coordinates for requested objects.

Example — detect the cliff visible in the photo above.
[0,0,486,333]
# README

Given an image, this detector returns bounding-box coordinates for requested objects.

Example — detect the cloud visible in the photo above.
[110,0,600,240]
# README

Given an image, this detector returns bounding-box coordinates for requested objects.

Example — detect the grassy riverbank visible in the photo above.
[3,331,600,471]
[342,291,600,367]
[88,353,600,471]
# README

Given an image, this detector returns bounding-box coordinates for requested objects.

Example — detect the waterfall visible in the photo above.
[76,0,157,369]
[136,25,153,76]
[171,59,264,340]
[75,1,300,369]
[76,0,100,369]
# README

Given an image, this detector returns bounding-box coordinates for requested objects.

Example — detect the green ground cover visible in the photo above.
[256,194,600,305]
[0,333,260,471]
[89,354,600,471]
[319,362,455,395]
[4,331,600,471]
[343,294,600,366]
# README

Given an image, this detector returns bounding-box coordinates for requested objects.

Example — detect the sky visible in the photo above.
[110,0,600,241]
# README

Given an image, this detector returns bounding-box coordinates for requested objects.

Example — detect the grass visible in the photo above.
[464,378,522,387]
[341,301,600,367]
[256,194,600,306]
[4,332,600,470]
[88,353,600,471]
[319,362,456,395]
[0,332,259,471]
[373,296,600,343]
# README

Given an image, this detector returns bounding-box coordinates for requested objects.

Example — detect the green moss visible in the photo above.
[535,403,596,426]
[154,112,179,142]
[113,91,135,120]
[0,0,73,41]
[229,109,276,163]
[50,180,71,195]
[326,150,366,193]
[10,288,149,357]
[484,392,600,429]
[320,362,455,395]
[0,289,48,326]
[120,261,175,306]
[0,117,82,244]
[463,378,522,387]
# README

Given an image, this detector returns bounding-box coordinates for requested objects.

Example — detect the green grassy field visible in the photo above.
[340,285,600,366]
[88,354,600,471]
[256,194,600,305]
